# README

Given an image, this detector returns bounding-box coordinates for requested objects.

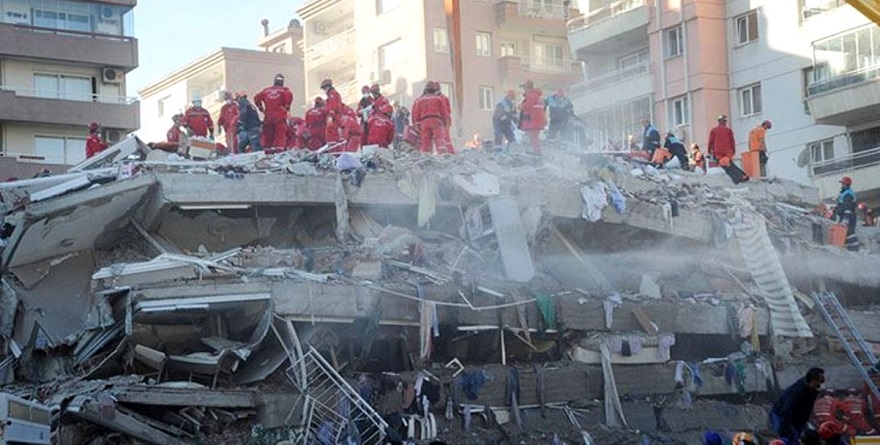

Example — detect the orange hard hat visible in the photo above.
[732,432,755,445]
[840,176,853,186]
[819,421,843,439]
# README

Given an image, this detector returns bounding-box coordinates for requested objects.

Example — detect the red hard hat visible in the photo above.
[314,96,325,104]
[819,421,843,439]
[320,78,333,89]
[762,120,772,129]
[769,440,785,445]
[840,176,853,186]
[88,122,100,130]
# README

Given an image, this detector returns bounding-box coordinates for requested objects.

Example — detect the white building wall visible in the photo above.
[138,80,188,143]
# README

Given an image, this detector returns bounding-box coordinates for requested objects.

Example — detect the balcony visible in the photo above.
[304,28,355,68]
[0,88,139,130]
[495,0,569,29]
[497,55,584,85]
[0,23,138,70]
[569,62,652,114]
[810,147,880,198]
[567,0,649,52]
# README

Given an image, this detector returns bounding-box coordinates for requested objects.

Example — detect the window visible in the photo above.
[34,9,91,32]
[158,96,171,118]
[478,86,494,111]
[475,32,492,57]
[739,83,762,116]
[33,74,93,102]
[535,43,565,69]
[665,26,683,58]
[670,96,689,126]
[379,39,405,70]
[801,0,844,21]
[809,139,834,163]
[850,126,880,153]
[433,28,449,53]
[618,49,649,70]
[34,136,86,165]
[735,10,758,45]
[271,44,286,53]
[376,0,402,14]
[500,41,517,57]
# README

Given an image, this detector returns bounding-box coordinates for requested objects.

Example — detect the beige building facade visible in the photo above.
[137,23,305,144]
[296,0,583,145]
[0,0,138,176]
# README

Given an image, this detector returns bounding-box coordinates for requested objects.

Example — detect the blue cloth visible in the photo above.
[688,362,704,388]
[643,124,661,152]
[838,188,856,204]
[544,95,573,122]
[703,430,723,445]
[459,371,486,401]
[608,181,626,214]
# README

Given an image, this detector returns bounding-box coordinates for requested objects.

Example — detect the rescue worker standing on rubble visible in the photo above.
[236,92,262,153]
[544,88,573,141]
[493,90,517,150]
[85,122,108,158]
[166,114,184,144]
[303,97,327,151]
[183,98,214,138]
[641,118,661,157]
[391,101,410,150]
[217,91,240,154]
[749,120,772,177]
[412,81,452,154]
[708,114,736,166]
[254,74,293,151]
[356,85,373,143]
[321,78,344,145]
[663,131,688,168]
[366,104,395,148]
[370,83,389,117]
[518,79,546,154]
[836,176,859,251]
[770,367,825,443]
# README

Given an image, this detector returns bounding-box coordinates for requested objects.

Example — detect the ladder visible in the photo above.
[812,291,880,402]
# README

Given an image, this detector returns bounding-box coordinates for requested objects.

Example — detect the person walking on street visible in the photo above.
[836,176,859,251]
[749,120,772,177]
[769,367,824,443]
[254,74,294,151]
[544,88,573,141]
[493,90,517,150]
[518,79,546,154]
[641,118,661,157]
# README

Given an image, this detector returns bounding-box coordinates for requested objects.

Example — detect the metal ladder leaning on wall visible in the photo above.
[812,291,880,402]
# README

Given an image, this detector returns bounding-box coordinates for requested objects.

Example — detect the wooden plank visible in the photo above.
[631,307,659,335]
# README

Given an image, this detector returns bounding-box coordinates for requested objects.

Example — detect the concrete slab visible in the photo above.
[488,197,535,282]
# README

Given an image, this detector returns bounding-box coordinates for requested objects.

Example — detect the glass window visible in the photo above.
[33,74,92,101]
[618,49,649,70]
[665,26,683,58]
[376,0,402,14]
[739,84,762,116]
[478,86,494,111]
[34,136,65,164]
[809,140,834,163]
[476,32,492,57]
[801,0,844,21]
[670,96,689,126]
[433,28,449,53]
[735,10,758,45]
[500,41,517,57]
[379,39,405,70]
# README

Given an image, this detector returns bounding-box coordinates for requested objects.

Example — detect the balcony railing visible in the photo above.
[0,86,137,105]
[810,146,880,176]
[305,28,355,65]
[567,0,646,32]
[807,64,880,96]
[515,0,568,19]
[570,62,650,95]
[521,56,581,74]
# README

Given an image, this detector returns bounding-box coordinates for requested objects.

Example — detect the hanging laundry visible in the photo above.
[603,293,622,329]
[657,333,676,361]
[687,362,704,388]
[536,293,556,330]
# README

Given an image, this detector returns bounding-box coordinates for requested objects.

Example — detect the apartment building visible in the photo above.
[0,0,139,176]
[568,0,880,203]
[137,22,305,143]
[296,0,583,145]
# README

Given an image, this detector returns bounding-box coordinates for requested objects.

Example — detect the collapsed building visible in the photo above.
[0,137,879,444]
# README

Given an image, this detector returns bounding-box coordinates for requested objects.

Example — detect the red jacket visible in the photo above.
[85,133,108,158]
[371,95,390,117]
[519,88,546,131]
[217,102,239,133]
[326,88,343,117]
[167,124,181,143]
[183,106,214,137]
[254,85,293,120]
[340,114,362,138]
[366,114,395,147]
[287,117,305,149]
[708,124,736,159]
[412,94,450,125]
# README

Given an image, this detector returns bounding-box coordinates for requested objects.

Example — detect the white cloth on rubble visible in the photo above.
[736,304,755,339]
[603,293,622,329]
[335,152,362,170]
[581,183,608,222]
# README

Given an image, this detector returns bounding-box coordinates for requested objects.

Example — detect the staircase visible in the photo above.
[812,291,880,402]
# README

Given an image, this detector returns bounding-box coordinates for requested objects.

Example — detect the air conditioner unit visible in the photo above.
[102,68,124,84]
[313,22,327,35]
[106,130,121,143]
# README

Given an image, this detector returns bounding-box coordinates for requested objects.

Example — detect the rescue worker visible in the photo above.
[370,83,389,117]
[338,105,362,153]
[303,97,327,151]
[493,90,517,150]
[663,131,688,168]
[689,143,706,172]
[321,78,343,144]
[183,99,214,138]
[286,116,305,151]
[836,176,859,251]
[85,122,108,158]
[412,81,452,154]
[858,202,876,227]
[366,105,395,148]
[392,101,410,150]
[811,388,845,431]
[770,367,825,443]
[167,114,184,144]
[254,74,294,151]
[217,91,240,154]
[818,421,845,445]
[641,118,661,157]
[518,79,546,154]
[544,88,573,141]
[843,387,876,435]
[749,120,772,177]
[731,432,756,445]
[236,93,262,153]
[708,114,735,166]
[356,85,373,143]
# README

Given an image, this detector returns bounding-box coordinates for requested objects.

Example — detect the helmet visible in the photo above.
[520,79,534,89]
[314,96,325,104]
[732,432,755,445]
[88,122,100,131]
[361,85,370,94]
[859,202,868,211]
[274,74,285,84]
[769,440,785,445]
[192,99,202,106]
[703,431,723,445]
[762,120,773,129]
[840,176,853,186]
[717,114,728,122]
[818,421,843,440]
[320,78,333,89]
[370,83,381,94]
[425,81,439,93]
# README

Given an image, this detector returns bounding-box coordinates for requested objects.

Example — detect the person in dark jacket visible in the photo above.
[544,89,574,141]
[770,367,825,443]
[641,118,660,157]
[663,131,689,167]
[237,93,263,153]
[493,90,517,149]
[836,176,859,251]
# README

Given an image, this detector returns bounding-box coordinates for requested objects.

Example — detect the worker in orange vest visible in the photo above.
[748,120,772,177]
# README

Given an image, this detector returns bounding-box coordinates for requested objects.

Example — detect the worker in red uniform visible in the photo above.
[518,79,546,154]
[366,105,395,148]
[708,114,735,166]
[843,388,876,435]
[412,81,452,154]
[85,122,108,158]
[183,99,214,138]
[812,388,846,431]
[167,114,183,143]
[321,78,343,145]
[286,116,305,151]
[336,105,362,153]
[303,97,327,151]
[370,83,389,117]
[254,74,294,151]
[217,92,240,154]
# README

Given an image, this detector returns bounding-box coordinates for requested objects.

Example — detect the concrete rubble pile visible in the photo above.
[0,135,877,444]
